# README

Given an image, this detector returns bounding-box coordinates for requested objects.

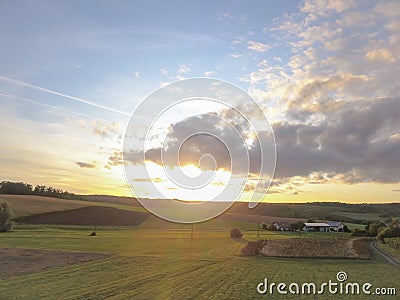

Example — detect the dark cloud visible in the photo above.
[76,161,96,168]
[274,97,400,183]
[126,97,400,186]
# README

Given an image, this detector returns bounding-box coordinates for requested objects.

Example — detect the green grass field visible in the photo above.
[0,224,399,299]
[328,211,383,222]
[0,195,398,299]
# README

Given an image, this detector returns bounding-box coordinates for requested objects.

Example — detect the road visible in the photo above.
[370,241,400,267]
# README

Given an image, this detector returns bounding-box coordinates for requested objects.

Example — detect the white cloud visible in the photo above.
[133,71,141,78]
[177,64,190,74]
[247,41,270,52]
[204,70,216,77]
[365,48,395,63]
[161,68,168,76]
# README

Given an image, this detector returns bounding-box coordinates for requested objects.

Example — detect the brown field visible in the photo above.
[14,206,150,226]
[0,194,95,217]
[0,248,111,278]
[85,195,141,207]
[260,237,372,259]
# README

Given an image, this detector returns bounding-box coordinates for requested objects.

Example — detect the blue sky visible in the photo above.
[0,1,297,116]
[1,0,399,203]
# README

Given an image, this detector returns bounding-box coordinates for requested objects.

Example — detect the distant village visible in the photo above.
[264,220,349,232]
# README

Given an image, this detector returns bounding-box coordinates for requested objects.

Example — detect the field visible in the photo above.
[0,195,399,299]
[0,225,399,299]
[328,211,383,222]
[14,206,149,226]
[260,237,371,259]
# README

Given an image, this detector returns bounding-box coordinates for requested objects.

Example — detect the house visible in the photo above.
[303,222,330,232]
[326,221,345,232]
[272,221,293,231]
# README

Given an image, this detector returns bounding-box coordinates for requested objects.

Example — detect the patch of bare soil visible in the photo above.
[0,248,111,278]
[260,238,371,259]
[14,206,149,226]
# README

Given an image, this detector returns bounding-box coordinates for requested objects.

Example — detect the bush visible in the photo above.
[377,227,400,241]
[230,228,243,238]
[351,228,368,237]
[241,240,268,256]
[343,225,351,233]
[386,238,400,250]
[0,201,13,232]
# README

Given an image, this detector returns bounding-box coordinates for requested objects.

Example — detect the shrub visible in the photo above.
[385,238,400,250]
[0,201,13,232]
[230,228,243,238]
[377,226,400,241]
[241,240,267,256]
[351,228,368,237]
[343,225,351,233]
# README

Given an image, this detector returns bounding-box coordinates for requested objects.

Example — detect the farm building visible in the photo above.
[272,221,293,231]
[303,222,330,232]
[326,221,345,232]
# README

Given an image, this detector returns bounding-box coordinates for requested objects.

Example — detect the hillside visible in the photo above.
[2,194,399,225]
[14,206,149,226]
[0,195,94,218]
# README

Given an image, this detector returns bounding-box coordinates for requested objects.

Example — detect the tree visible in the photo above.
[342,224,351,233]
[0,181,32,195]
[0,201,13,232]
[376,218,400,242]
[366,221,386,237]
[230,228,243,238]
[290,221,305,231]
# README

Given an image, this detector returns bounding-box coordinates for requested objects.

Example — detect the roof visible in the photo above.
[272,221,293,227]
[326,221,343,227]
[304,222,330,227]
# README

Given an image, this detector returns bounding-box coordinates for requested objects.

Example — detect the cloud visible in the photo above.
[134,177,165,183]
[215,12,247,23]
[133,71,141,78]
[76,161,96,168]
[161,68,168,76]
[365,49,395,63]
[128,97,400,187]
[230,54,242,58]
[76,120,122,138]
[247,41,270,52]
[204,70,216,77]
[107,150,125,167]
[177,64,190,74]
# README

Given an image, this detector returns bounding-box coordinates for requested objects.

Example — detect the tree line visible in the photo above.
[0,181,86,200]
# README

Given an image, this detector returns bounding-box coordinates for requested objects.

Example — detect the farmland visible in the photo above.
[0,195,399,299]
[0,225,399,299]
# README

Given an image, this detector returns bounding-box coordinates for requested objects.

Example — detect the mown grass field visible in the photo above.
[0,195,398,299]
[0,223,399,299]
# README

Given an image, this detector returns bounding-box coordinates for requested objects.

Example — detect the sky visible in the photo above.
[0,0,399,203]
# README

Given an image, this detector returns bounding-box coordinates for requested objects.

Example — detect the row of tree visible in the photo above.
[0,181,85,200]
[352,218,400,241]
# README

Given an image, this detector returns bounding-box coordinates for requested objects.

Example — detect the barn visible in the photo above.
[303,222,330,232]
